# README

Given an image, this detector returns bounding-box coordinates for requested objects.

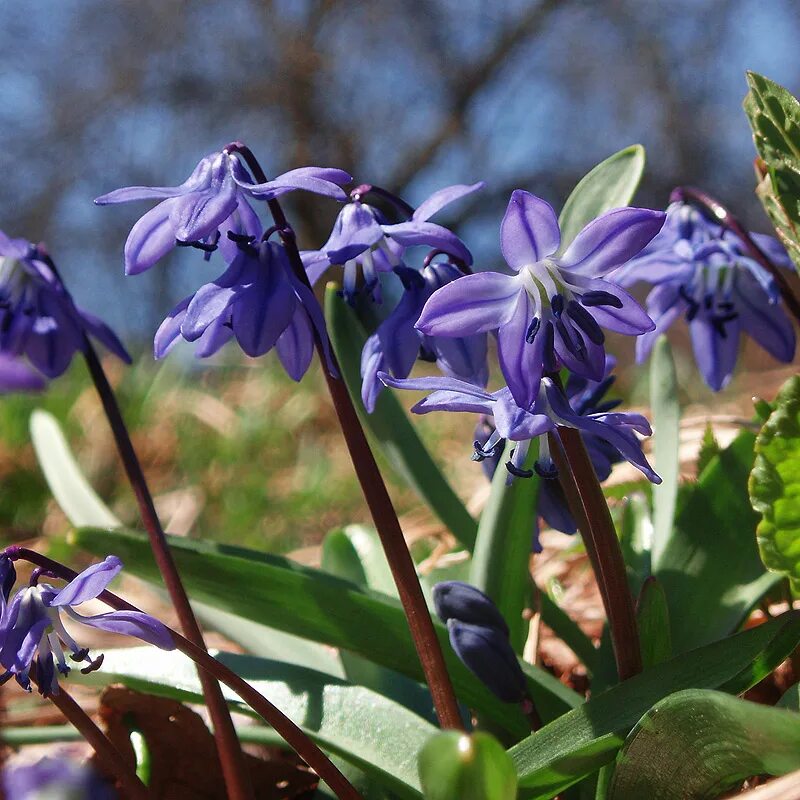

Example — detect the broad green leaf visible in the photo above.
[470,441,538,652]
[419,732,517,800]
[322,528,369,584]
[649,337,680,569]
[635,578,671,669]
[750,376,800,591]
[325,286,477,549]
[608,689,800,799]
[744,72,800,271]
[558,145,646,249]
[73,527,579,736]
[778,682,800,711]
[338,524,397,597]
[29,410,121,528]
[655,430,778,652]
[509,613,800,798]
[74,647,435,799]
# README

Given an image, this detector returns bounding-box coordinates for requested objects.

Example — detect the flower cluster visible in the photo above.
[0,555,174,697]
[613,200,796,390]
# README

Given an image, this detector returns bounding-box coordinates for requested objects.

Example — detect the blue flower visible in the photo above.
[379,371,659,486]
[153,233,330,380]
[415,190,664,409]
[3,756,116,800]
[95,150,351,275]
[612,201,796,391]
[0,354,45,394]
[360,261,488,412]
[0,556,174,697]
[303,182,482,304]
[0,233,130,379]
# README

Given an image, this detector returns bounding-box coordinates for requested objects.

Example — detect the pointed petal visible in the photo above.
[500,190,560,270]
[689,316,741,392]
[381,220,472,265]
[378,371,494,415]
[195,317,234,358]
[78,309,131,364]
[324,203,384,264]
[560,207,666,276]
[429,333,489,387]
[0,355,45,393]
[171,176,240,243]
[413,182,485,222]
[51,556,122,606]
[635,284,684,363]
[734,276,796,363]
[360,334,386,413]
[124,199,178,275]
[245,167,350,201]
[609,250,693,288]
[538,479,578,534]
[301,250,331,286]
[377,287,424,377]
[67,608,175,650]
[568,272,655,334]
[416,271,520,337]
[154,296,191,359]
[276,306,315,382]
[182,257,247,341]
[496,292,544,411]
[94,185,187,204]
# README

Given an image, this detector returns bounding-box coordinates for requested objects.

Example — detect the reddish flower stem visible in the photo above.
[227,142,464,730]
[670,185,800,327]
[8,548,363,800]
[80,343,255,800]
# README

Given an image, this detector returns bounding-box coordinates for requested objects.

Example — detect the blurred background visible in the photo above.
[0,0,798,552]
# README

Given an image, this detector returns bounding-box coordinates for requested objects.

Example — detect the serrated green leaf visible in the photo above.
[470,440,538,652]
[509,613,800,798]
[608,689,800,799]
[558,146,646,249]
[325,286,477,549]
[419,732,517,800]
[73,526,580,736]
[750,376,800,591]
[74,647,435,799]
[29,409,121,528]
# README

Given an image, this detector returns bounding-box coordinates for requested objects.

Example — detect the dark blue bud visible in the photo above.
[433,581,509,636]
[446,620,527,704]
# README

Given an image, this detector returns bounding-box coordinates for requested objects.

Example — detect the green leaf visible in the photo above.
[74,647,435,800]
[744,72,800,271]
[608,689,800,799]
[655,430,778,652]
[73,527,580,736]
[338,524,397,597]
[751,376,800,592]
[778,682,800,711]
[620,494,652,597]
[558,145,646,249]
[509,612,800,798]
[322,528,369,584]
[649,337,680,569]
[419,732,517,800]
[29,410,121,528]
[470,441,538,652]
[324,286,477,549]
[695,423,720,477]
[635,577,671,669]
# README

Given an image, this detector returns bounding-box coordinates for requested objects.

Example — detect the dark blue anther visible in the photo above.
[580,290,623,309]
[525,316,540,344]
[505,449,535,479]
[534,459,558,479]
[567,300,605,345]
[472,439,501,461]
[551,294,565,316]
[542,322,558,372]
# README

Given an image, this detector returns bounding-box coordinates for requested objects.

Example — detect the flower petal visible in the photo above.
[243,167,352,201]
[78,309,132,364]
[496,291,544,411]
[124,199,179,275]
[560,207,665,276]
[381,220,473,265]
[51,556,123,606]
[413,182,485,222]
[568,272,655,335]
[376,286,424,377]
[689,315,741,392]
[0,355,45,394]
[276,306,315,382]
[95,156,214,205]
[182,256,247,341]
[323,203,384,264]
[734,274,796,363]
[67,608,175,650]
[154,296,191,359]
[301,250,331,286]
[635,284,684,363]
[360,334,386,413]
[378,371,494,415]
[500,190,560,270]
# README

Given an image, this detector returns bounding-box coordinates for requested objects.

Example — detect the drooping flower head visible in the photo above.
[360,260,488,412]
[0,232,130,379]
[612,200,796,391]
[379,372,659,488]
[0,556,174,697]
[95,148,352,275]
[303,182,482,304]
[416,191,665,409]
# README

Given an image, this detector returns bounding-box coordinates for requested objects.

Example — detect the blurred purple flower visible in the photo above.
[360,262,488,412]
[303,182,482,303]
[379,371,659,486]
[0,556,174,697]
[416,190,664,409]
[0,232,130,379]
[612,201,796,391]
[3,756,116,799]
[95,149,351,275]
[0,355,46,394]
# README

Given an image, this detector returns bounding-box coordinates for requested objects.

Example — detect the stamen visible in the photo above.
[542,322,558,373]
[505,459,534,479]
[525,316,540,344]
[226,231,256,244]
[567,300,605,345]
[80,653,105,675]
[551,294,564,316]
[534,460,558,479]
[175,238,218,254]
[69,648,90,663]
[555,319,582,357]
[580,290,623,309]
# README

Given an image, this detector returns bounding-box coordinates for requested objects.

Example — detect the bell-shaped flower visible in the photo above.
[0,232,130,379]
[379,371,659,486]
[416,190,664,409]
[95,149,351,275]
[360,262,488,412]
[612,201,796,391]
[303,182,482,304]
[0,556,174,697]
[154,234,329,381]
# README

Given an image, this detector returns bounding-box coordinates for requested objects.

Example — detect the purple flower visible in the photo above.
[95,149,351,275]
[3,756,116,799]
[379,371,660,486]
[612,201,796,391]
[433,581,525,704]
[360,262,488,412]
[153,234,329,380]
[416,190,664,409]
[303,182,482,304]
[0,556,174,697]
[0,355,46,394]
[0,233,130,379]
